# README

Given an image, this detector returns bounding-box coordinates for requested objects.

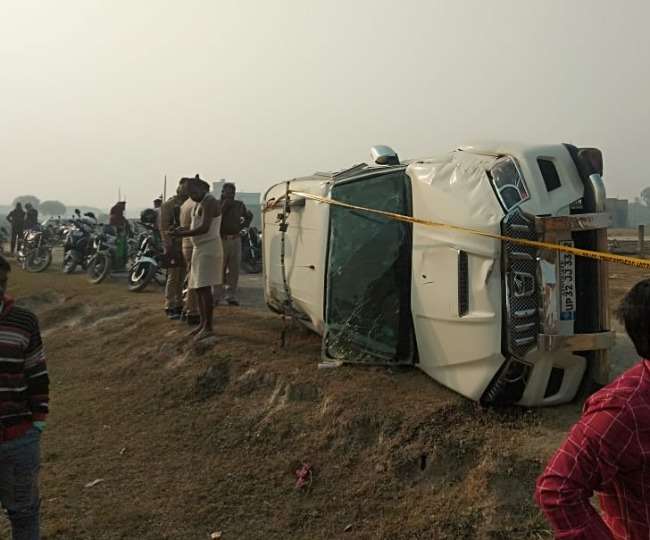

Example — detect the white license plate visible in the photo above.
[559,240,576,321]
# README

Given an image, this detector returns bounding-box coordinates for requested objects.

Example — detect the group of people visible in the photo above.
[0,175,253,538]
[158,175,252,341]
[6,202,39,254]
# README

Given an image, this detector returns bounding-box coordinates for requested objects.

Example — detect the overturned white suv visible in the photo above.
[263,144,614,406]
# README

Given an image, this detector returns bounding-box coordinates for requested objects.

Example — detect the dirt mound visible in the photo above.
[68,320,551,539]
[3,264,645,539]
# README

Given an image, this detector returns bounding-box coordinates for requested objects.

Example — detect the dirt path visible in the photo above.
[0,262,646,539]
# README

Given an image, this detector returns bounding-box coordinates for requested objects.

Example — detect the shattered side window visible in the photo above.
[324,171,413,363]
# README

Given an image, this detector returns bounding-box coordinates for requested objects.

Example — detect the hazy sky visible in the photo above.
[2,0,649,210]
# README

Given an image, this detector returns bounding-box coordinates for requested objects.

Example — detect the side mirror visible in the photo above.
[370,145,400,166]
[578,147,603,177]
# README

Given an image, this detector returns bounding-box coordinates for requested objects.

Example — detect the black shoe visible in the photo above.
[227,298,240,306]
[186,315,201,326]
[166,308,182,320]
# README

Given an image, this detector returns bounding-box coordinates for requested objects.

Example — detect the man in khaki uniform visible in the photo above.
[159,180,188,319]
[216,182,253,306]
[179,178,199,325]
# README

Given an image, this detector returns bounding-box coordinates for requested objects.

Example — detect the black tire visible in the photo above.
[25,247,52,273]
[87,253,112,284]
[62,250,79,274]
[128,261,156,292]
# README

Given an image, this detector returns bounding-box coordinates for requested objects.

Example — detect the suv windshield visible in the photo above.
[324,170,413,363]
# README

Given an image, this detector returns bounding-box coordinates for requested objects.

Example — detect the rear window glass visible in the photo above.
[538,159,561,192]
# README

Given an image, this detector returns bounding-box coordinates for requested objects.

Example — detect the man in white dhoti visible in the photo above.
[170,176,222,341]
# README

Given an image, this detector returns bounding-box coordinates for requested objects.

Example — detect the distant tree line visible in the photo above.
[11,195,41,210]
[11,196,67,216]
[7,195,111,224]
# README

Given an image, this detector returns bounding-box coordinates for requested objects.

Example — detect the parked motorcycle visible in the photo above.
[87,225,119,284]
[128,224,167,292]
[0,227,8,254]
[127,236,140,268]
[42,217,69,247]
[17,226,54,273]
[241,226,262,274]
[62,210,98,274]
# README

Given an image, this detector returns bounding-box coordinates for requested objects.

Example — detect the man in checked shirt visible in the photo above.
[536,278,650,539]
[0,254,49,540]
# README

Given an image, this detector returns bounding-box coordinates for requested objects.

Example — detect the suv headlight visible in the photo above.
[489,157,530,211]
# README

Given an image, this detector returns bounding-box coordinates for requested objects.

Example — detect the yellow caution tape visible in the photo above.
[271,190,650,270]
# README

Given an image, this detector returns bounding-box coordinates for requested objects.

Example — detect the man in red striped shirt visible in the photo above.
[0,254,49,540]
[536,278,650,539]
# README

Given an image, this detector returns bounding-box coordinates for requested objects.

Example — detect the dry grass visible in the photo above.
[0,261,646,539]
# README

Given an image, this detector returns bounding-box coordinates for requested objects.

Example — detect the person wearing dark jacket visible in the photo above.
[23,204,38,231]
[215,183,252,306]
[0,254,49,539]
[109,201,131,269]
[159,181,189,319]
[6,203,25,254]
[109,201,130,233]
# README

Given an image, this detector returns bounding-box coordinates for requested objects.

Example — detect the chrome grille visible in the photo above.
[502,209,539,359]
